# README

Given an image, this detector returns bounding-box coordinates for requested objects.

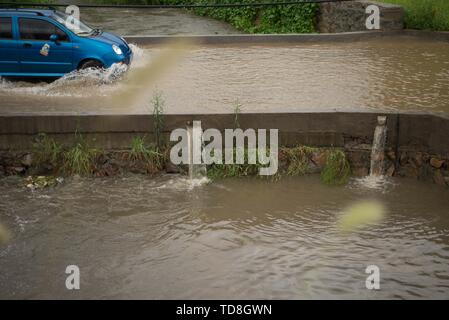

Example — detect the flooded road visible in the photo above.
[81,8,241,35]
[1,37,449,115]
[0,175,448,299]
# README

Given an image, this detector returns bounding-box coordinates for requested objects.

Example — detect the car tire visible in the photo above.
[79,60,103,70]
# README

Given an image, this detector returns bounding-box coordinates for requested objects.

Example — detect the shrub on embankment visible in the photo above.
[167,0,319,33]
[82,0,319,33]
[379,0,449,31]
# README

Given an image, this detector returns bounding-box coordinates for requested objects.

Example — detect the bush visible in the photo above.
[164,0,319,33]
[379,0,449,31]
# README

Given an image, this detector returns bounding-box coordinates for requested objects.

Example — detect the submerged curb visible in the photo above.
[124,30,449,45]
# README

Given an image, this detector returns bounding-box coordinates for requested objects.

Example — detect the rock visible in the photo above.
[354,144,371,151]
[165,161,180,174]
[399,152,408,166]
[433,170,446,186]
[412,152,423,167]
[352,167,369,177]
[430,157,444,169]
[311,151,327,169]
[101,163,118,176]
[21,153,32,167]
[386,150,396,160]
[306,161,321,174]
[13,166,25,174]
[386,164,395,177]
[403,165,419,179]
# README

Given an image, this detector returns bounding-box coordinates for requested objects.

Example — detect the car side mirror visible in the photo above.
[50,34,59,43]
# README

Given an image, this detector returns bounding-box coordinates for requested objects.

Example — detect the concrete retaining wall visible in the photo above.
[0,112,448,154]
[0,112,448,185]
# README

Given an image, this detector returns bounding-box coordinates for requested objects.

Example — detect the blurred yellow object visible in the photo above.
[338,200,386,232]
[0,223,11,245]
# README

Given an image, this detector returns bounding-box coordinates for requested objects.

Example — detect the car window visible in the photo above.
[19,18,69,42]
[0,17,13,40]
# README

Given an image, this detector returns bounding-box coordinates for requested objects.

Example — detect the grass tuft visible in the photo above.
[32,133,63,168]
[281,146,315,176]
[129,136,166,173]
[62,134,98,176]
[151,91,165,151]
[320,149,351,186]
[379,0,449,31]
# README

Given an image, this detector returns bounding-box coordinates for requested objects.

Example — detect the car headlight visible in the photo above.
[112,44,123,55]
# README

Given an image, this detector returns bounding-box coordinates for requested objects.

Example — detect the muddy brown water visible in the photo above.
[0,175,448,299]
[1,37,449,116]
[81,8,242,36]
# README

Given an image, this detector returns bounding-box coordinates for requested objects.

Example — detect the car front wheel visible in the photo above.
[79,60,103,70]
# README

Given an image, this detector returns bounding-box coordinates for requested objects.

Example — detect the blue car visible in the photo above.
[0,8,133,77]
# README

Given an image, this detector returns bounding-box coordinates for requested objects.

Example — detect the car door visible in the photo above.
[0,16,19,75]
[18,17,73,75]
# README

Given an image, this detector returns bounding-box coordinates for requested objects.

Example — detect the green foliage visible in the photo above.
[83,0,163,4]
[62,134,98,176]
[129,136,150,161]
[129,136,166,172]
[207,146,351,186]
[32,133,63,168]
[281,145,314,176]
[165,0,319,33]
[207,148,262,179]
[151,91,165,150]
[320,149,351,186]
[3,0,54,4]
[378,0,449,31]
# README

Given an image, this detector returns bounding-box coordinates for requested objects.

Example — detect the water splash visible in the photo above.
[349,175,396,193]
[186,121,207,181]
[111,38,197,108]
[154,175,210,191]
[0,44,149,98]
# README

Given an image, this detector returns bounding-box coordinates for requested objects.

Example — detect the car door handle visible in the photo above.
[23,43,32,48]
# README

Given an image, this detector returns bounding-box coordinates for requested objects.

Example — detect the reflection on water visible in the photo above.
[1,38,449,115]
[0,174,448,299]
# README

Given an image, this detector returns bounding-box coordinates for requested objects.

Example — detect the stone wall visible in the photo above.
[1,139,448,188]
[346,145,449,187]
[318,0,405,33]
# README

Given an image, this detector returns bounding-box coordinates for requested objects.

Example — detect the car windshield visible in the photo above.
[51,11,94,36]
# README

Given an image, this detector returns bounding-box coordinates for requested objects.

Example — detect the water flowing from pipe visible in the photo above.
[370,116,388,176]
[186,121,207,181]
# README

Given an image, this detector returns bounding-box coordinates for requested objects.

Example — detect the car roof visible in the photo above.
[0,8,55,17]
